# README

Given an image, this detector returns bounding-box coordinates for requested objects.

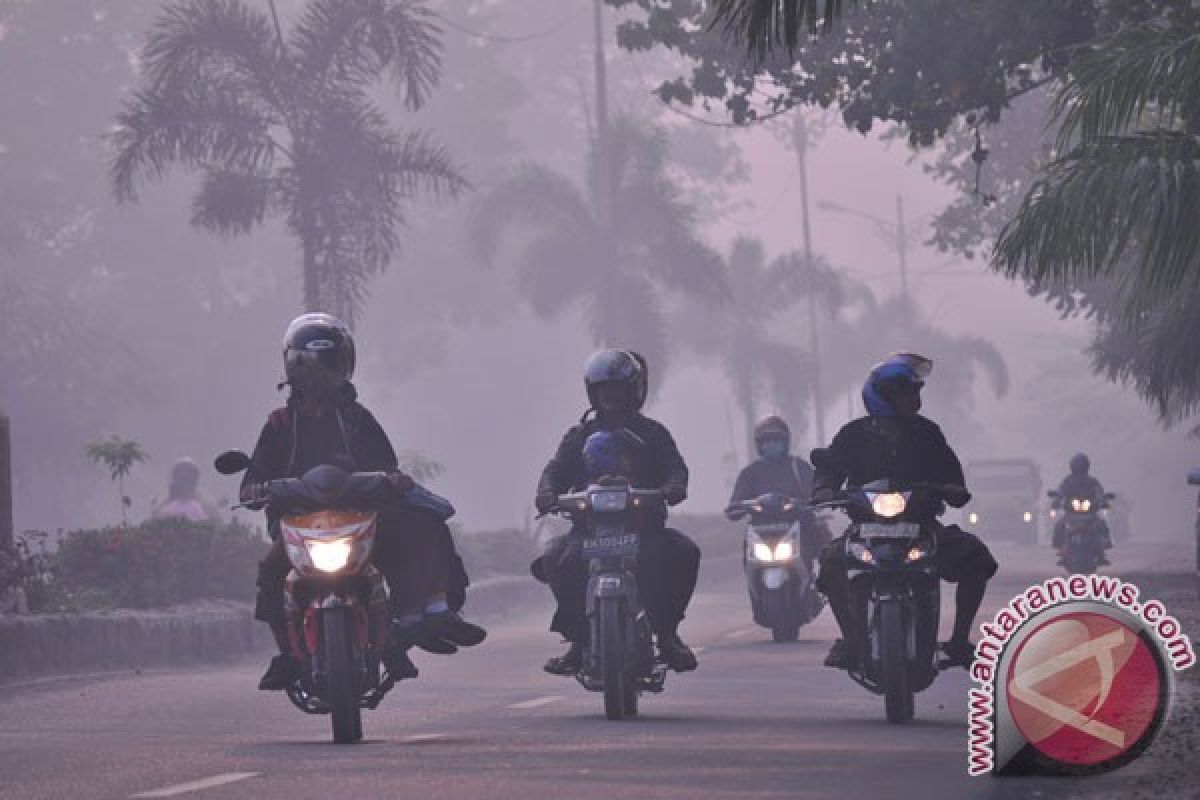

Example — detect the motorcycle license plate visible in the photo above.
[860,522,920,539]
[582,532,639,559]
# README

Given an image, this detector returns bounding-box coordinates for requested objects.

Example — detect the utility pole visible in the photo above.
[793,114,827,446]
[0,416,12,552]
[592,0,613,225]
[895,194,910,300]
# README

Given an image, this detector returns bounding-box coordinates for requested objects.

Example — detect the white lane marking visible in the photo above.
[131,772,259,798]
[724,627,755,639]
[693,646,706,654]
[507,694,564,710]
[401,733,447,743]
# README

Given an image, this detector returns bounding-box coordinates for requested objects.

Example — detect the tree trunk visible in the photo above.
[592,0,613,227]
[0,416,11,552]
[300,203,321,313]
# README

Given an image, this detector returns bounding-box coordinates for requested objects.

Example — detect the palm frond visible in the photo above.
[766,252,847,314]
[291,0,442,109]
[708,0,853,56]
[994,131,1200,310]
[111,85,278,201]
[510,230,597,319]
[1055,22,1200,147]
[142,0,282,105]
[587,270,669,393]
[469,165,595,264]
[190,167,279,234]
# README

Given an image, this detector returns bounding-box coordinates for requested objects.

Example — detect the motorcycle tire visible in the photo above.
[879,600,913,725]
[598,596,628,721]
[322,606,363,744]
[772,623,799,642]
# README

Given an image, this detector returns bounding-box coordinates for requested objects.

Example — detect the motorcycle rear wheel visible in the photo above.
[322,607,363,744]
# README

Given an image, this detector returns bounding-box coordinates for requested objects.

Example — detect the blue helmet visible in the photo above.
[582,429,638,481]
[862,353,933,416]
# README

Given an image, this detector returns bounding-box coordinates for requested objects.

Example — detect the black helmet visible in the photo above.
[753,415,791,457]
[1069,453,1090,475]
[584,349,647,412]
[283,313,355,393]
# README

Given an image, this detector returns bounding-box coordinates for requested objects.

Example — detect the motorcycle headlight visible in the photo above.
[1023,511,1033,523]
[869,492,908,518]
[774,540,794,561]
[968,511,979,525]
[306,537,353,573]
[905,545,929,563]
[1071,498,1092,512]
[848,541,875,564]
[753,542,774,562]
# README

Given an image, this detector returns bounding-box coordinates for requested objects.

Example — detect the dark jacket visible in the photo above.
[1055,474,1106,506]
[537,412,688,498]
[240,383,398,527]
[813,415,968,521]
[729,456,815,507]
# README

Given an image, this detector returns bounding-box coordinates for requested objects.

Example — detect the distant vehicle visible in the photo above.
[961,459,1042,544]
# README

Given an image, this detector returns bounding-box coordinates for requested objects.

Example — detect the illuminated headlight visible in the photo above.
[848,541,875,564]
[774,540,794,561]
[869,492,908,518]
[1023,511,1033,523]
[753,542,774,561]
[905,545,929,562]
[306,538,353,573]
[1050,509,1058,519]
[1070,498,1092,512]
[968,512,979,525]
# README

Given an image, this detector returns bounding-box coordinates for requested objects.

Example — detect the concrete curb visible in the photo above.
[0,576,554,684]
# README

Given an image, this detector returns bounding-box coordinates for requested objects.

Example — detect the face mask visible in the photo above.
[760,440,788,460]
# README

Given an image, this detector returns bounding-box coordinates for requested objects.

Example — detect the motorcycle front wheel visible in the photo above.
[879,599,914,725]
[322,606,363,744]
[598,596,629,721]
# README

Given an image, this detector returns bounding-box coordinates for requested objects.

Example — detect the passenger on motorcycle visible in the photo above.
[1051,453,1112,565]
[246,313,485,691]
[532,349,701,676]
[726,415,830,564]
[812,354,998,670]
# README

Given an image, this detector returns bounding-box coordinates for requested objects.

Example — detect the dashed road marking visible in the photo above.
[724,627,756,639]
[130,772,259,798]
[507,694,565,710]
[401,733,448,743]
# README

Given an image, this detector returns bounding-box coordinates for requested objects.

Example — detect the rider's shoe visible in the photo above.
[258,653,301,690]
[658,633,698,672]
[381,645,419,681]
[543,642,584,676]
[423,609,487,648]
[823,638,857,669]
[939,638,977,669]
[393,615,458,655]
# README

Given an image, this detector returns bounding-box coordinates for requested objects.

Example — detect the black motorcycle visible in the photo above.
[550,479,668,720]
[726,493,823,642]
[216,450,406,744]
[1048,489,1115,574]
[815,472,962,724]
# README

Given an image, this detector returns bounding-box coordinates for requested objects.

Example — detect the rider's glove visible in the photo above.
[535,491,558,514]
[662,483,687,506]
[387,470,415,493]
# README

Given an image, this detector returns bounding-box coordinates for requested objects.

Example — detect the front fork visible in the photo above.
[284,569,390,666]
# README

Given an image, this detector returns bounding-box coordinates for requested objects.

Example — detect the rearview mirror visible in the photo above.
[214,450,252,475]
[1189,469,1200,486]
[810,447,833,470]
[1046,490,1060,499]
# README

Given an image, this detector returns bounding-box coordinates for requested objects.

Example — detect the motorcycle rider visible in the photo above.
[533,349,701,675]
[726,415,829,565]
[812,353,998,670]
[245,313,485,690]
[1051,453,1112,566]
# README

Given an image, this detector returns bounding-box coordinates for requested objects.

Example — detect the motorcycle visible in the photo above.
[810,455,962,724]
[726,493,824,642]
[549,479,668,720]
[1048,489,1115,574]
[215,450,405,744]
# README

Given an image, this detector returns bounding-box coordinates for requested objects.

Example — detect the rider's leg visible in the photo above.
[936,526,999,666]
[638,527,700,671]
[815,535,857,667]
[542,534,587,674]
[255,538,301,690]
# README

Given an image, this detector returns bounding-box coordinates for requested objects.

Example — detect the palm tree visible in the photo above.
[709,0,855,54]
[470,117,725,381]
[86,436,148,527]
[995,20,1200,315]
[111,0,467,324]
[674,236,852,452]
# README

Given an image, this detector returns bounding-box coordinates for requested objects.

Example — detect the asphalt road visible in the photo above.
[0,542,1191,800]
